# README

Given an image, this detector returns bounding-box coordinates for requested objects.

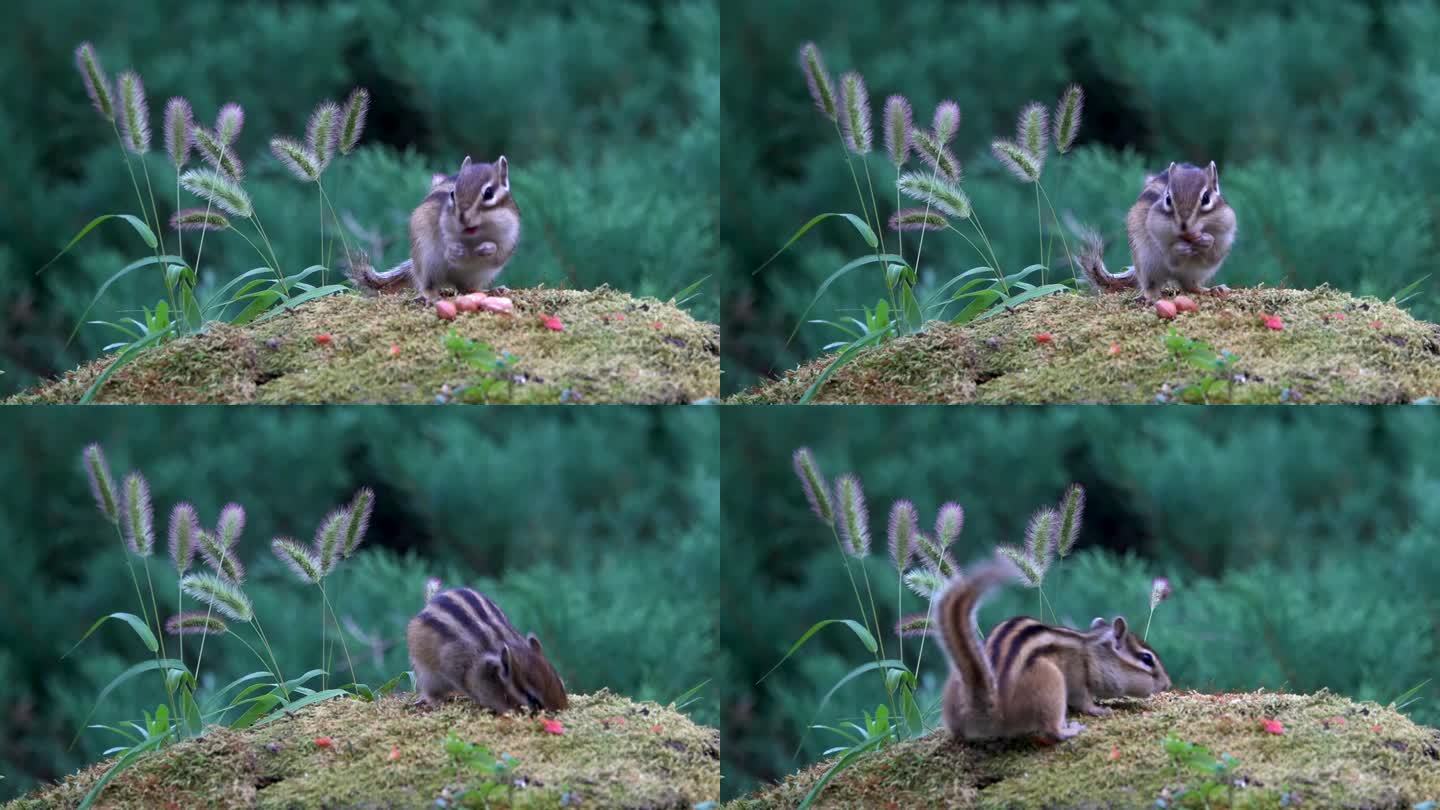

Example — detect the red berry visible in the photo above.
[1154,300,1178,319]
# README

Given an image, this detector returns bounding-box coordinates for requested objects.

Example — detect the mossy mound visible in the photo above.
[733,286,1440,404]
[727,690,1440,809]
[7,690,719,809]
[9,288,720,404]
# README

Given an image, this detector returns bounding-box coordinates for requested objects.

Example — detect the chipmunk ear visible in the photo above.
[430,174,449,190]
[1110,616,1129,642]
[460,155,472,173]
[1208,160,1220,192]
[497,155,509,190]
[526,632,543,653]
[1090,617,1109,630]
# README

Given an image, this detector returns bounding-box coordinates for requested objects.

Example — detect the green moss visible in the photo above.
[732,287,1440,404]
[726,690,1440,809]
[7,690,719,809]
[9,288,720,405]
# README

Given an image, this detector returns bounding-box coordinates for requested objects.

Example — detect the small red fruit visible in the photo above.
[1108,342,1122,356]
[540,314,564,331]
[1034,332,1053,345]
[1108,746,1121,761]
[314,333,333,346]
[1369,320,1383,329]
[1261,718,1284,735]
[1173,295,1198,313]
[314,736,334,748]
[542,719,565,735]
[455,294,482,313]
[435,300,458,320]
[1155,300,1178,319]
[1262,314,1284,331]
[388,746,401,761]
[389,344,401,357]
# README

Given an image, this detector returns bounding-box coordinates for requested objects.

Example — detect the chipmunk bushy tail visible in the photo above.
[1065,214,1136,293]
[346,251,414,295]
[933,556,1019,715]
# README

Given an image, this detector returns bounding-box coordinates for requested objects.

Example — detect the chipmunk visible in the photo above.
[406,583,567,714]
[1072,161,1237,303]
[934,556,1171,742]
[349,155,521,302]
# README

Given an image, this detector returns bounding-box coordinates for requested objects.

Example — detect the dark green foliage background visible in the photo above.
[721,0,1440,393]
[0,406,718,800]
[720,406,1440,799]
[0,0,718,398]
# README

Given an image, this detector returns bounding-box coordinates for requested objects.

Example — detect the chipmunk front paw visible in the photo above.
[474,241,498,257]
[445,242,467,262]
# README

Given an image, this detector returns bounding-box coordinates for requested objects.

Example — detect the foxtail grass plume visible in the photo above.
[74,42,114,121]
[272,537,322,585]
[83,443,119,524]
[1018,102,1048,168]
[888,500,918,570]
[217,503,245,548]
[903,567,944,599]
[897,613,933,637]
[839,72,872,155]
[883,95,912,168]
[314,507,350,576]
[889,208,948,232]
[307,100,341,172]
[339,87,369,155]
[191,127,245,181]
[799,42,837,122]
[122,472,154,556]
[270,137,320,183]
[792,447,834,525]
[180,572,253,622]
[898,172,971,219]
[935,502,964,547]
[1056,484,1085,557]
[997,544,1043,588]
[424,577,443,603]
[197,529,246,584]
[1053,84,1083,154]
[916,534,957,578]
[343,487,373,557]
[910,128,960,182]
[116,71,150,154]
[180,168,252,218]
[215,103,245,145]
[163,98,193,169]
[165,611,228,636]
[1024,507,1058,571]
[169,502,199,574]
[932,100,961,144]
[991,139,1040,183]
[170,208,231,232]
[1150,577,1172,610]
[834,474,870,557]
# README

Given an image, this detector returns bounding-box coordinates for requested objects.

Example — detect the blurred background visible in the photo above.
[721,0,1440,394]
[0,0,718,398]
[0,406,718,801]
[720,406,1440,800]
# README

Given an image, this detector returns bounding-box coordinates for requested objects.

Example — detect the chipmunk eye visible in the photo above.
[1163,192,1173,211]
[1201,191,1212,207]
[1138,652,1155,667]
[483,185,495,202]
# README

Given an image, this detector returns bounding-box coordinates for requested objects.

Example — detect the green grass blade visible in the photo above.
[798,329,890,404]
[66,254,185,346]
[787,253,905,344]
[38,214,158,276]
[252,284,350,323]
[669,275,710,308]
[256,688,350,726]
[973,283,1070,322]
[669,679,711,712]
[229,692,282,730]
[757,619,878,685]
[79,325,174,404]
[798,734,888,810]
[754,213,879,277]
[816,659,908,719]
[77,730,170,810]
[198,267,278,317]
[71,657,187,748]
[64,612,159,658]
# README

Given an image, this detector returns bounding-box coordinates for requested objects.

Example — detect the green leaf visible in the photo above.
[199,267,279,317]
[900,283,923,330]
[280,669,328,692]
[669,678,711,712]
[230,692,282,730]
[78,730,170,810]
[669,275,710,308]
[816,659,908,718]
[973,284,1071,322]
[38,214,158,277]
[71,658,187,748]
[64,613,159,658]
[252,284,350,323]
[786,253,906,344]
[256,688,350,726]
[756,619,879,684]
[754,213,879,277]
[797,733,888,810]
